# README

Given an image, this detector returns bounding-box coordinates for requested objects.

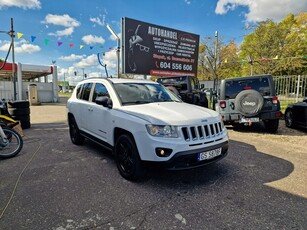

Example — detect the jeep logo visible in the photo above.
[243,101,256,106]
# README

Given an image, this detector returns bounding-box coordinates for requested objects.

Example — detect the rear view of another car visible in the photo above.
[216,75,281,133]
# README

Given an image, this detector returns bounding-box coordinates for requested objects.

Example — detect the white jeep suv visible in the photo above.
[67,78,229,180]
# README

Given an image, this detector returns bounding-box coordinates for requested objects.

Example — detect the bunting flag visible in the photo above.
[44,39,50,45]
[80,45,84,49]
[69,43,74,48]
[57,41,63,46]
[17,32,23,39]
[31,36,36,42]
[90,46,94,50]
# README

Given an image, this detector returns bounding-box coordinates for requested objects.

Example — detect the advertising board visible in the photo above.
[122,17,199,77]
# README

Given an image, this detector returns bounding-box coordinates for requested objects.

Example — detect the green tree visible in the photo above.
[217,41,241,79]
[240,13,307,76]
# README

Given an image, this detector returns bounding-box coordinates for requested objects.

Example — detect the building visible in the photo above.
[0,61,58,103]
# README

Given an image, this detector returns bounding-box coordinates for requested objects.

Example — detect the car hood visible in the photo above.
[118,102,220,125]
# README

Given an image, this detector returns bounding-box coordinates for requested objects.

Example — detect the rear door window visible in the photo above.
[80,83,93,101]
[225,78,270,99]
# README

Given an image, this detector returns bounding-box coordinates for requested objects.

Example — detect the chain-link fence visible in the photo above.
[273,75,307,113]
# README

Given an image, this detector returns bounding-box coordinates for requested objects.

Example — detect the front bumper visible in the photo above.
[143,141,229,170]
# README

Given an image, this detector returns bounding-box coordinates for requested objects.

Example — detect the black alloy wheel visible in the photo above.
[114,134,144,181]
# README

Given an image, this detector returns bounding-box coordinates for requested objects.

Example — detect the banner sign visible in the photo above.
[122,17,199,77]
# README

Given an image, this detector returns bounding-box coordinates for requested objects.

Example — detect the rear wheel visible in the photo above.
[114,134,144,181]
[264,119,279,133]
[69,116,84,145]
[285,109,293,128]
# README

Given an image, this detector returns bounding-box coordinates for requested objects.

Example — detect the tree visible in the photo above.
[217,41,241,79]
[239,13,307,76]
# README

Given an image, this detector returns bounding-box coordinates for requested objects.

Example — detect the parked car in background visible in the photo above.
[67,78,229,181]
[215,75,281,133]
[285,98,307,129]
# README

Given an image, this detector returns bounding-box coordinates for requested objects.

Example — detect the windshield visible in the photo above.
[113,82,181,105]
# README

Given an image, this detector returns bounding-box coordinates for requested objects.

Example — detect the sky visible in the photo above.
[0,0,306,84]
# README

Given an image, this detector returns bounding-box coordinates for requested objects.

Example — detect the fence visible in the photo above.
[273,75,307,113]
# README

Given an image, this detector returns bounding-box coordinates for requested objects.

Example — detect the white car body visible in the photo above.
[67,78,228,174]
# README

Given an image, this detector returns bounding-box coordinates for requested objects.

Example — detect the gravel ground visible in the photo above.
[227,120,307,146]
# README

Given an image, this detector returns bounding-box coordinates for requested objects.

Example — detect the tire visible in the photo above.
[0,127,23,159]
[8,101,31,129]
[264,119,279,133]
[8,107,30,116]
[7,101,30,109]
[11,115,31,129]
[69,116,84,145]
[114,134,144,181]
[166,86,179,96]
[285,109,293,128]
[235,90,264,116]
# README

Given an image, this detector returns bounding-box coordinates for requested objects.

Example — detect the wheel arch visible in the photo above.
[114,127,136,146]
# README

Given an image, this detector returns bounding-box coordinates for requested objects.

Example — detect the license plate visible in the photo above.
[239,117,259,123]
[198,148,222,161]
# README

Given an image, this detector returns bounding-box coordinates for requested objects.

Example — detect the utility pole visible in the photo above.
[214,31,218,72]
[9,18,16,100]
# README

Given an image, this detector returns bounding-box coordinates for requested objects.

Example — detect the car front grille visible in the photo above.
[181,122,224,142]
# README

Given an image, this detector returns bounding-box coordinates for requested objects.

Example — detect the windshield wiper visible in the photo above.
[122,100,152,105]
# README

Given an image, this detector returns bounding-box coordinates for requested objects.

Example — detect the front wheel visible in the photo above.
[0,127,23,159]
[114,134,144,181]
[285,109,293,128]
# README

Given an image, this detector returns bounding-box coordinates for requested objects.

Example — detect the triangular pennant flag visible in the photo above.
[31,36,36,42]
[80,45,84,49]
[17,32,23,39]
[44,39,50,45]
[90,46,94,50]
[57,41,63,46]
[69,43,74,48]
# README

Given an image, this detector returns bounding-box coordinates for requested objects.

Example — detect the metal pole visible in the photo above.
[296,75,301,102]
[214,31,218,72]
[82,68,85,80]
[10,18,17,100]
[117,39,120,78]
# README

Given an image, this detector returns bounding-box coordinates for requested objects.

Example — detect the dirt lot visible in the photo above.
[227,121,306,198]
[0,102,306,229]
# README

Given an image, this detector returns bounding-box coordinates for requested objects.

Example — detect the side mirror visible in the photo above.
[95,96,113,108]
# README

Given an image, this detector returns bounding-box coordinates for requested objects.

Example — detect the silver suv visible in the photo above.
[215,75,281,133]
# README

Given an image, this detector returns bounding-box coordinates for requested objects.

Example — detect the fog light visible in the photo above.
[155,148,172,157]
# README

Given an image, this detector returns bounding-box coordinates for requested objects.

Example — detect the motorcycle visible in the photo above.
[0,100,23,159]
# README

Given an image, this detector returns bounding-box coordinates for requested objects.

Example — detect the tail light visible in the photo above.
[272,96,279,104]
[219,100,226,109]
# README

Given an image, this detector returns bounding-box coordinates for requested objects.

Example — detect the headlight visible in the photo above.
[146,124,178,138]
